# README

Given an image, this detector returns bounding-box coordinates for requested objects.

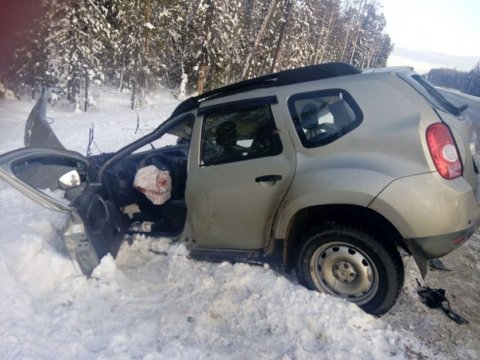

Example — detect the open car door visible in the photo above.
[0,89,127,275]
[64,184,127,275]
[0,148,127,275]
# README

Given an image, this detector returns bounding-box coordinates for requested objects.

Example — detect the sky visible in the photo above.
[379,0,480,73]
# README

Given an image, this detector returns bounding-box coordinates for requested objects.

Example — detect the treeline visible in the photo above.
[426,62,480,97]
[10,0,392,110]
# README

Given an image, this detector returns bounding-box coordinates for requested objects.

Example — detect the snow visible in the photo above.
[0,88,478,359]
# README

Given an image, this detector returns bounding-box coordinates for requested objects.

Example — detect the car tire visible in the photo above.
[296,225,404,315]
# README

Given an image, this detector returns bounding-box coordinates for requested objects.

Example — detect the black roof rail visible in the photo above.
[171,62,360,117]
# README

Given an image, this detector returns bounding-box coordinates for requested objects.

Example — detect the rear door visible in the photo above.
[186,97,295,249]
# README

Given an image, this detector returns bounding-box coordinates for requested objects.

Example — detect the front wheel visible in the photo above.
[296,226,404,315]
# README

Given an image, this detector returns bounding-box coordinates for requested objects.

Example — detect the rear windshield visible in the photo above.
[399,73,462,117]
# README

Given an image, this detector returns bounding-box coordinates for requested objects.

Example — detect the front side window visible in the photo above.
[288,89,363,148]
[201,104,282,166]
[133,115,194,153]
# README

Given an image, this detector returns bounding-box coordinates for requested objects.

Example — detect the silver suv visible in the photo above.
[1,63,479,315]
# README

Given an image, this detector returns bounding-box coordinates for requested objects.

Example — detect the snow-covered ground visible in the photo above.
[0,89,478,359]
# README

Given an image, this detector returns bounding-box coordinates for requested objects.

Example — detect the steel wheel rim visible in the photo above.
[310,241,379,304]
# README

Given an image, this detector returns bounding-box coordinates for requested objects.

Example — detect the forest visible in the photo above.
[426,62,480,97]
[8,0,392,110]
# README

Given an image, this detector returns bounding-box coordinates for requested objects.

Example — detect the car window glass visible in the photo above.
[133,116,194,153]
[288,89,362,148]
[201,104,282,166]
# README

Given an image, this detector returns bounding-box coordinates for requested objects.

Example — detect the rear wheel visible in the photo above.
[296,225,404,315]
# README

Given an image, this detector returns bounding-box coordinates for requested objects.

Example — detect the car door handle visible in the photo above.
[255,175,282,182]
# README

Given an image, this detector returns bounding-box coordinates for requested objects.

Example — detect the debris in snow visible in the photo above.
[429,259,452,272]
[144,22,155,30]
[129,221,154,233]
[417,281,469,325]
[122,203,141,219]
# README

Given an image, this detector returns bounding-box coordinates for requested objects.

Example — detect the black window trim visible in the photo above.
[288,88,363,148]
[197,95,278,117]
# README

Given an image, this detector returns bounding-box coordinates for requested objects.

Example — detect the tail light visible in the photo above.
[426,123,462,179]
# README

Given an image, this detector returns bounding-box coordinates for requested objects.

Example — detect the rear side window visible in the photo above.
[288,89,363,148]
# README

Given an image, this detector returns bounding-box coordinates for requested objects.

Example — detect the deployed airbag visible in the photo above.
[133,165,171,205]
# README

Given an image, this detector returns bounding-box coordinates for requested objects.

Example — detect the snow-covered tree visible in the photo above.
[44,0,112,111]
[11,2,52,98]
[9,0,394,106]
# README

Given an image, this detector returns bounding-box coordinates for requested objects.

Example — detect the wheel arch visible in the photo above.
[283,204,409,270]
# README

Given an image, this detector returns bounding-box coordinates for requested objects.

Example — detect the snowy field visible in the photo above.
[0,88,479,359]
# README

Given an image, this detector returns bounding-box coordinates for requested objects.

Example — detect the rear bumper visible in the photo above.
[370,172,480,240]
[406,222,479,278]
[406,218,480,260]
[404,220,479,277]
[369,171,480,276]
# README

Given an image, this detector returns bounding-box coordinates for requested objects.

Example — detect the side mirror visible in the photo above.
[59,170,81,190]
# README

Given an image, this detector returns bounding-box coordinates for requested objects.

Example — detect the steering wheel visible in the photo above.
[138,153,171,171]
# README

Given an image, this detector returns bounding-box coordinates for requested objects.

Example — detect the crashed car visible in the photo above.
[1,63,479,315]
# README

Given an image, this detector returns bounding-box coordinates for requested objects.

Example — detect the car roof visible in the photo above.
[171,62,362,117]
[362,66,413,74]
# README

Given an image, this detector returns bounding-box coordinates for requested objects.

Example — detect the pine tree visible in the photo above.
[44,0,112,111]
[11,1,52,98]
[9,0,395,106]
[467,61,480,96]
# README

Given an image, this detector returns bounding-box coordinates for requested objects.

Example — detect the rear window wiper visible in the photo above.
[457,103,469,113]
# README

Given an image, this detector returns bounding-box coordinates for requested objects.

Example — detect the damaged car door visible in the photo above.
[1,88,195,275]
[0,89,127,275]
[0,146,127,275]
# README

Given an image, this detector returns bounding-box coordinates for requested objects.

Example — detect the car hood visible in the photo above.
[24,87,65,150]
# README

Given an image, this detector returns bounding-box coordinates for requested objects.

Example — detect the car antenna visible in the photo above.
[135,111,154,149]
[86,123,102,156]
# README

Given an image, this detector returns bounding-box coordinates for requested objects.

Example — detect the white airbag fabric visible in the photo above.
[133,165,171,205]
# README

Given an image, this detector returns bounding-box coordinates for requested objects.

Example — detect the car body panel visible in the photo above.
[369,171,480,239]
[271,73,440,239]
[397,70,479,193]
[185,100,296,250]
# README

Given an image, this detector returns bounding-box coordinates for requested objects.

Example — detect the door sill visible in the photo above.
[188,244,283,269]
